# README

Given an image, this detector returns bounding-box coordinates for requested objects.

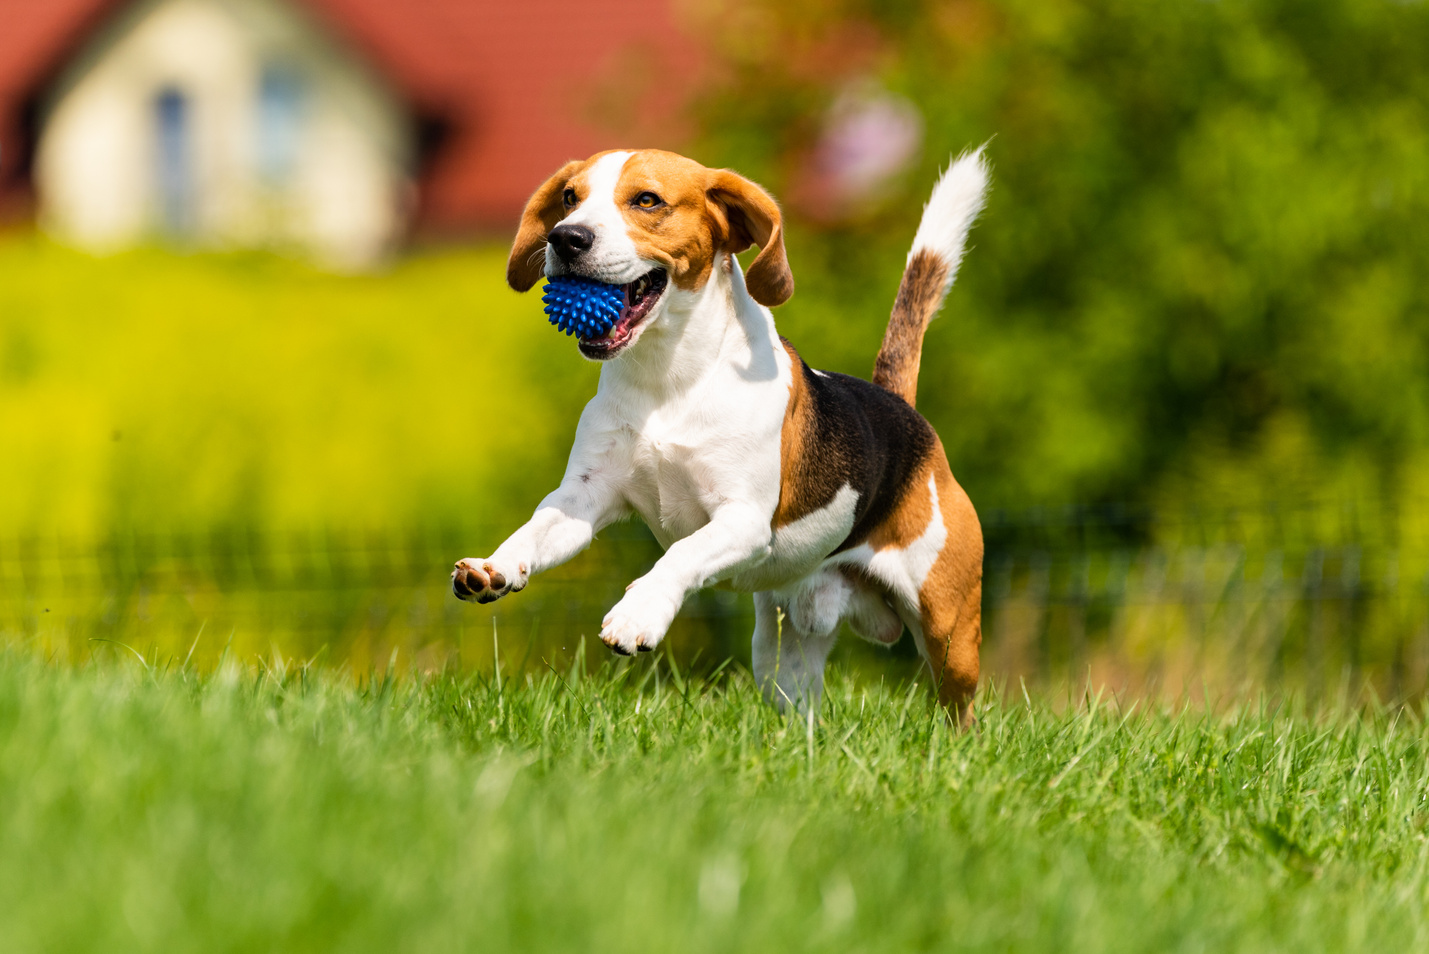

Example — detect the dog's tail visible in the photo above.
[872,147,990,407]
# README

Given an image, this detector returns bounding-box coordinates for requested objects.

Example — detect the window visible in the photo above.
[256,64,305,185]
[153,86,193,235]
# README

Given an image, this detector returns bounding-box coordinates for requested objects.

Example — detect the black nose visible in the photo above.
[548,224,595,262]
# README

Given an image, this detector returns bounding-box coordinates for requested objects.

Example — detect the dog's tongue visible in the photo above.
[600,311,636,337]
[582,271,662,342]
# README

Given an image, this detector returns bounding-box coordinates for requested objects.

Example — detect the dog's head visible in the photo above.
[507,150,793,360]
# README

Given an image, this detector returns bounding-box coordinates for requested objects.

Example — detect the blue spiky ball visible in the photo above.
[542,275,623,338]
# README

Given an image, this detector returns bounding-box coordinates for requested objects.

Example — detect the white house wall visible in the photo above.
[35,0,413,267]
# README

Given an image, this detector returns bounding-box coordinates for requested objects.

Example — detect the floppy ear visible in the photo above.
[507,160,587,292]
[706,169,794,307]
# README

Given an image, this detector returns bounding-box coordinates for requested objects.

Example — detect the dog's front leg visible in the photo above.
[599,506,772,655]
[452,476,624,604]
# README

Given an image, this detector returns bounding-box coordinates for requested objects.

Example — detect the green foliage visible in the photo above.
[1,651,1428,951]
[692,0,1429,512]
[0,236,598,536]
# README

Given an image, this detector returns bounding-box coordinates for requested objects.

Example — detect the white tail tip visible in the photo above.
[908,146,991,280]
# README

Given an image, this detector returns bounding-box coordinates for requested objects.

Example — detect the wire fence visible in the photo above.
[4,502,1429,700]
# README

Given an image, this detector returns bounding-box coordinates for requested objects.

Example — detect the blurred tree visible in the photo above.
[688,0,1429,521]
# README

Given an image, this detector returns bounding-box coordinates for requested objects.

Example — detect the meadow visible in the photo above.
[5,2,1429,948]
[2,648,1427,952]
[5,235,1429,698]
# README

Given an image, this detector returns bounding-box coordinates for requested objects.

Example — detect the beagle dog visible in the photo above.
[453,148,989,725]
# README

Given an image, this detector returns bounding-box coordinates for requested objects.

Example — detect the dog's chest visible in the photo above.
[598,331,792,552]
[623,431,720,546]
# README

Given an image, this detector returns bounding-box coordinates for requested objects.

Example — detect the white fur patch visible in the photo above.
[751,590,839,713]
[730,484,859,592]
[908,147,990,298]
[785,568,851,638]
[845,580,903,644]
[770,483,859,566]
[858,474,946,609]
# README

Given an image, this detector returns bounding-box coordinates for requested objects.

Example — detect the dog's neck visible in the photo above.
[598,253,781,402]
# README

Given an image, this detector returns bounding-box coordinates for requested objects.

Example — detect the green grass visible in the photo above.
[2,648,1427,952]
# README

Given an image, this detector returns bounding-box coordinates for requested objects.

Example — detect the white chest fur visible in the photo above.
[625,428,719,546]
[588,261,791,561]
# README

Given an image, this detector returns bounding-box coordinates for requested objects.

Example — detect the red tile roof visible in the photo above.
[0,0,701,231]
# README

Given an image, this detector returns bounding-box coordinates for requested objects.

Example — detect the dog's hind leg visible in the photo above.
[916,578,982,729]
[750,582,842,714]
[914,467,984,729]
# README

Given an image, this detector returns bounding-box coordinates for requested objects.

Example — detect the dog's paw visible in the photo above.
[599,586,679,655]
[451,557,528,604]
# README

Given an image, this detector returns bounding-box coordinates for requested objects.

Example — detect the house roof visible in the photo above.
[0,0,701,230]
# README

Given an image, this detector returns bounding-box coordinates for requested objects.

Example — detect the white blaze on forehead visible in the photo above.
[577,151,633,216]
[551,151,646,284]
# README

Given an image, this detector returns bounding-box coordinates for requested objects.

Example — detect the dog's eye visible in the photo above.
[634,192,663,209]
[562,188,578,208]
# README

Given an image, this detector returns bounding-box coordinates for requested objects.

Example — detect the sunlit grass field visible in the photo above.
[1,647,1427,952]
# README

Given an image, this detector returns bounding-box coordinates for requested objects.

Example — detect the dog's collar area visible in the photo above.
[577,268,669,360]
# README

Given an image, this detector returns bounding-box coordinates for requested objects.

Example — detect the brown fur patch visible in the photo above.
[705,169,793,306]
[871,249,951,407]
[920,456,984,728]
[772,340,821,528]
[863,440,983,728]
[612,151,723,292]
[863,454,937,553]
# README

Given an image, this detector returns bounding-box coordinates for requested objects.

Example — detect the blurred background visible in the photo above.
[2,0,1427,701]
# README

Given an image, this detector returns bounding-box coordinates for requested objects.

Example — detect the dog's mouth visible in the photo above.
[577,268,668,360]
